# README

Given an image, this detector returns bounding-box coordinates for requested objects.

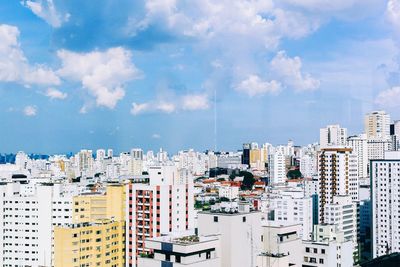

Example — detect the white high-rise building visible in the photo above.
[300,152,317,178]
[324,195,358,259]
[367,138,392,161]
[107,149,113,158]
[76,149,94,176]
[365,110,391,139]
[96,149,106,161]
[15,151,29,170]
[347,134,368,179]
[0,182,75,267]
[130,148,144,176]
[266,187,313,239]
[317,148,359,223]
[320,124,348,148]
[269,152,286,184]
[371,151,400,257]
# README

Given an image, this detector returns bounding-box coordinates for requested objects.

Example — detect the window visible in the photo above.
[214,216,218,222]
[321,249,325,254]
[243,216,246,222]
[320,258,324,264]
[176,255,181,263]
[305,247,310,253]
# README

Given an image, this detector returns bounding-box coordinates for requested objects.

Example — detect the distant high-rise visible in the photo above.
[96,149,106,160]
[320,124,348,148]
[269,151,286,184]
[390,120,400,151]
[241,143,250,165]
[347,134,368,179]
[131,148,143,160]
[107,148,113,158]
[365,111,391,139]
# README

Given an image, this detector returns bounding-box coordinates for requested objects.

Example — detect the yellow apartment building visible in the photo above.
[54,183,126,267]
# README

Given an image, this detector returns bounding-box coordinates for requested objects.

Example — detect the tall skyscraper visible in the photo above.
[320,124,348,148]
[241,143,250,166]
[365,111,391,139]
[317,147,359,223]
[269,151,286,184]
[371,151,400,257]
[347,134,368,179]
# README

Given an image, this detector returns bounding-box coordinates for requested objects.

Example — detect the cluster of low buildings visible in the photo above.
[0,110,399,266]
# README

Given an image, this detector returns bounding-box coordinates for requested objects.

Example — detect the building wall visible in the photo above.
[197,211,263,267]
[371,156,400,257]
[0,183,73,267]
[54,220,125,267]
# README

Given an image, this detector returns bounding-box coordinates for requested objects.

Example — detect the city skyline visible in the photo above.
[1,1,400,153]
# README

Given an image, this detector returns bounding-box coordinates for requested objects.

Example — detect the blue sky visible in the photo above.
[0,0,400,154]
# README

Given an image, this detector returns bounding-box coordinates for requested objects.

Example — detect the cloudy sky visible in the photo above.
[0,0,400,154]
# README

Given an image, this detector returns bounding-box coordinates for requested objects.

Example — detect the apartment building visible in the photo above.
[324,195,358,260]
[53,183,126,267]
[320,124,348,148]
[317,147,359,223]
[302,224,353,267]
[365,111,391,139]
[126,165,195,266]
[0,182,74,267]
[371,151,400,257]
[266,187,313,239]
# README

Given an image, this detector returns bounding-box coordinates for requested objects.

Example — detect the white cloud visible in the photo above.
[57,47,142,109]
[152,133,161,139]
[182,94,209,110]
[131,102,150,115]
[130,101,175,115]
[23,105,37,116]
[156,101,176,113]
[234,75,281,97]
[270,50,320,91]
[387,0,400,29]
[131,0,320,50]
[0,24,60,86]
[21,0,69,28]
[131,93,210,115]
[45,88,67,99]
[376,86,400,107]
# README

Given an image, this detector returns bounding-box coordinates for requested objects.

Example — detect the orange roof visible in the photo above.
[287,178,304,183]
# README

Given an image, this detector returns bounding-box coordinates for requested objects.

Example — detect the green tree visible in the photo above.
[240,171,255,190]
[287,169,303,179]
